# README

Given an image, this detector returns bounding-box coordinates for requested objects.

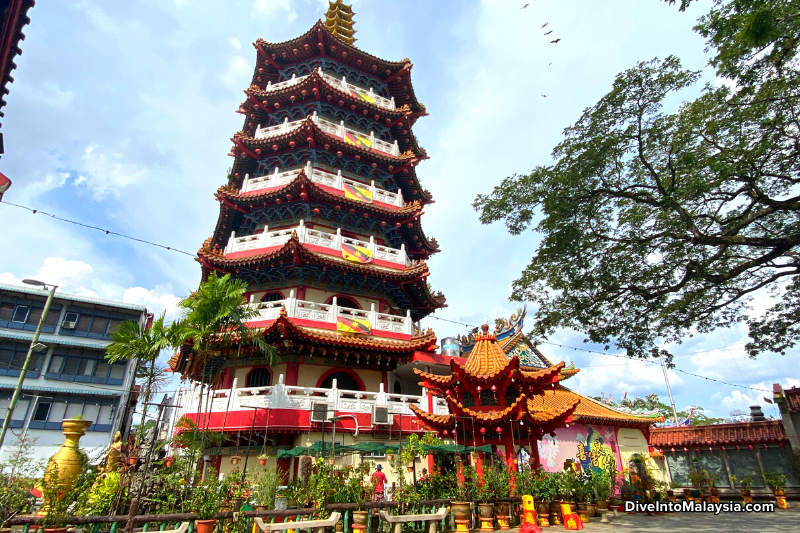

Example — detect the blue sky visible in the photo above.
[0,0,796,419]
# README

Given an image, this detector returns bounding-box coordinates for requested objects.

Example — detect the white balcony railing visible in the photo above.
[263,69,396,111]
[244,290,414,338]
[173,374,449,424]
[318,68,396,110]
[224,220,409,268]
[241,162,404,207]
[254,112,400,157]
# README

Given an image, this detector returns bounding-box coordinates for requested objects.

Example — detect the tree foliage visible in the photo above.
[474,0,800,360]
[600,393,725,426]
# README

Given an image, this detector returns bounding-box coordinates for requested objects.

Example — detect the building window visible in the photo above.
[505,386,519,405]
[393,381,402,395]
[0,342,44,377]
[319,371,363,391]
[480,389,499,406]
[11,305,29,323]
[326,295,360,309]
[33,401,51,422]
[59,307,139,340]
[46,348,126,385]
[261,292,283,303]
[246,368,271,388]
[462,391,475,408]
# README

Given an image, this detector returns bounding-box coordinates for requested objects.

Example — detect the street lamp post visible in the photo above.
[0,280,57,451]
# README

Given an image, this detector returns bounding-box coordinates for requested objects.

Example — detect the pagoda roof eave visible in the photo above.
[447,393,530,423]
[198,232,430,281]
[215,174,422,221]
[253,21,425,114]
[236,117,423,165]
[409,404,454,429]
[413,367,456,387]
[529,386,663,429]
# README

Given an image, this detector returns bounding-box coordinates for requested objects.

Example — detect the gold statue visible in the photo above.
[99,431,123,474]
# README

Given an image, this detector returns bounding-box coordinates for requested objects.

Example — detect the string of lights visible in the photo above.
[426,314,772,393]
[0,201,197,257]
[1,200,772,395]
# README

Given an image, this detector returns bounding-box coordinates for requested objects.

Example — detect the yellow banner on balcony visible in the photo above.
[337,316,371,335]
[343,182,373,203]
[342,242,373,263]
[343,131,372,150]
[347,88,377,106]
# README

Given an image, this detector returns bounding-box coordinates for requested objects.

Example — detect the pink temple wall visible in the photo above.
[536,423,623,473]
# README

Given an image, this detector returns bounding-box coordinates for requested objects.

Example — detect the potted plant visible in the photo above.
[732,475,753,501]
[486,460,511,530]
[258,453,269,466]
[230,455,241,465]
[282,479,303,509]
[191,468,225,533]
[164,455,176,468]
[449,457,473,530]
[688,470,707,500]
[764,472,786,499]
[590,468,611,514]
[41,466,71,533]
[347,461,376,528]
[667,480,681,499]
[707,473,719,499]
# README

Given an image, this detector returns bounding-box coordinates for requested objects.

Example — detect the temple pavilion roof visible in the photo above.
[168,310,439,382]
[251,20,426,114]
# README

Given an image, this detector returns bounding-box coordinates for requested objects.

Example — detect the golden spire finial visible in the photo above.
[325,0,356,45]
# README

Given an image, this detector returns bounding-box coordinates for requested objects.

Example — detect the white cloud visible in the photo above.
[221,55,251,87]
[230,37,241,50]
[74,143,148,200]
[123,285,182,321]
[254,0,297,22]
[570,353,683,398]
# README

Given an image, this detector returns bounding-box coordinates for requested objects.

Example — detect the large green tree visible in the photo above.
[474,0,800,362]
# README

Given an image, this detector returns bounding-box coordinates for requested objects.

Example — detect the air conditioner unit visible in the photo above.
[310,402,332,423]
[61,321,76,329]
[372,405,392,425]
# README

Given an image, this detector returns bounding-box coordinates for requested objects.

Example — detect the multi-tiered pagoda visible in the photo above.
[168,1,449,478]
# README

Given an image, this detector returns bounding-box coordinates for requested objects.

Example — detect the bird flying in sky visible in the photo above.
[541,22,548,28]
[541,94,548,98]
[548,62,552,66]
[521,3,529,8]
[550,38,561,44]
[544,30,553,35]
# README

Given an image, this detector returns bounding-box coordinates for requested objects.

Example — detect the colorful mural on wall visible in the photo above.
[538,423,622,473]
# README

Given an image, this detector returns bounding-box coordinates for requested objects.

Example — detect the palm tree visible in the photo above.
[107,312,184,448]
[177,272,279,467]
[179,271,278,373]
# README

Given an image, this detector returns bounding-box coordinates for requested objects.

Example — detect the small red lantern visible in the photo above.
[721,447,726,451]
[480,427,486,435]
[491,385,497,392]
[445,390,451,395]
[683,448,688,453]
[748,445,754,450]
[763,444,768,449]
[454,386,459,392]
[780,443,786,448]
[496,427,502,434]
[708,447,713,452]
[476,386,482,393]
[670,448,675,453]
[520,421,525,427]
[736,446,741,451]
[443,430,448,436]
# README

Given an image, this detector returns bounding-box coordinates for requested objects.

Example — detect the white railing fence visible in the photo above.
[224,220,409,268]
[262,69,395,111]
[244,290,414,337]
[173,374,450,423]
[240,162,404,208]
[254,112,400,157]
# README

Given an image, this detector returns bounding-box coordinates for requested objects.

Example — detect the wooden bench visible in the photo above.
[378,507,448,533]
[254,512,342,533]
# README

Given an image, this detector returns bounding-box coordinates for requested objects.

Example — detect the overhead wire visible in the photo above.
[1,199,773,394]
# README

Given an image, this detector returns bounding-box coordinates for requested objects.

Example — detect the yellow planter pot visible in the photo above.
[44,419,92,501]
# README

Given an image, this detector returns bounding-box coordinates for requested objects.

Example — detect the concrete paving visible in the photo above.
[501,508,800,532]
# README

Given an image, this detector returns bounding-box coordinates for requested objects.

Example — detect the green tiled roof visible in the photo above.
[0,283,147,312]
[0,330,108,350]
[0,383,121,396]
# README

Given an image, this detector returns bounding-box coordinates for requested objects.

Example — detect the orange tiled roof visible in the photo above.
[650,420,788,447]
[446,393,528,422]
[527,386,662,428]
[526,395,580,424]
[460,325,512,379]
[518,362,564,382]
[409,404,454,427]
[413,368,456,386]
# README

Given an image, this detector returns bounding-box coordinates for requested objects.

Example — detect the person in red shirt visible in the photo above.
[371,464,388,502]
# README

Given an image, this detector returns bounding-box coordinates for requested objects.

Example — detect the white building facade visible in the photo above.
[0,283,146,463]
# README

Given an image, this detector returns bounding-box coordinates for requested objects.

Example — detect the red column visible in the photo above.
[286,362,299,387]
